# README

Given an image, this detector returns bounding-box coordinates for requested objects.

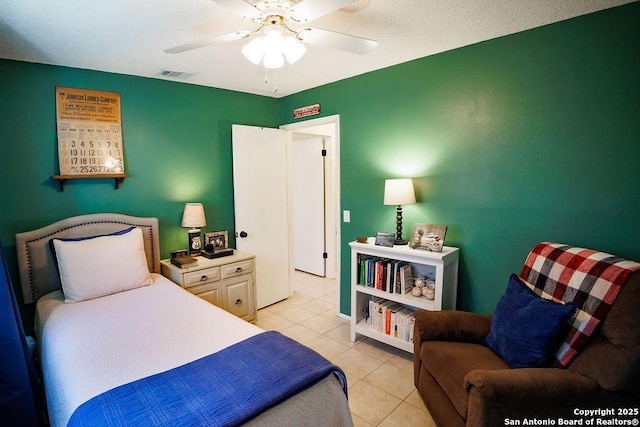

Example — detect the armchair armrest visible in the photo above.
[413,311,492,386]
[414,310,492,345]
[464,368,599,425]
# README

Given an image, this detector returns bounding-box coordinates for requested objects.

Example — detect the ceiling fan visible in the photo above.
[164,0,378,69]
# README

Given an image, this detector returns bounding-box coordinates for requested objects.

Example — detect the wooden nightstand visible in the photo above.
[161,251,256,322]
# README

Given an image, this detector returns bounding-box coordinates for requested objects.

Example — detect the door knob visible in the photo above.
[239,231,248,238]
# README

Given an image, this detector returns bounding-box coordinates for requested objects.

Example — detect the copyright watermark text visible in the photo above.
[504,407,639,426]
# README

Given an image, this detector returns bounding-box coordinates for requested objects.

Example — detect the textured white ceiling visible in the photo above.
[0,0,635,97]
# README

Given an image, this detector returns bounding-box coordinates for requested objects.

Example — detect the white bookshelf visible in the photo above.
[350,240,459,353]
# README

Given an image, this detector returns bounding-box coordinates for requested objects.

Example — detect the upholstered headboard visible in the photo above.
[15,213,160,304]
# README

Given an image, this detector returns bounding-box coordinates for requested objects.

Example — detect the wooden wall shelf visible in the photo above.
[52,174,129,192]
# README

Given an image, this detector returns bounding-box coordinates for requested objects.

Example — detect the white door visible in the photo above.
[232,125,291,309]
[292,136,326,276]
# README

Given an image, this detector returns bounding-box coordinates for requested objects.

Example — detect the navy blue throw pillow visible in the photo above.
[483,274,576,368]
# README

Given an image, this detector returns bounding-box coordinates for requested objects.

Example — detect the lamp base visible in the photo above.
[187,228,202,255]
[394,205,408,246]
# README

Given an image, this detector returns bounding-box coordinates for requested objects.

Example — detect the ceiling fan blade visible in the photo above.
[211,0,263,21]
[164,31,250,54]
[297,28,378,55]
[289,0,356,22]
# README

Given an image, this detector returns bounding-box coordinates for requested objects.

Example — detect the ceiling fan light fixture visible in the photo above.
[263,29,285,68]
[264,28,285,51]
[241,25,306,69]
[283,36,306,64]
[241,37,264,64]
[263,50,285,69]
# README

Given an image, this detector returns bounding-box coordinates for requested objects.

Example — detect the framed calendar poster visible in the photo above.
[55,87,125,176]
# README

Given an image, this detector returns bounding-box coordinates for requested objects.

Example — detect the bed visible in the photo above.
[16,213,351,427]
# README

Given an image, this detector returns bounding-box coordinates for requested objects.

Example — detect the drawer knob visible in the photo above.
[235,299,243,306]
[235,267,243,273]
[200,275,208,281]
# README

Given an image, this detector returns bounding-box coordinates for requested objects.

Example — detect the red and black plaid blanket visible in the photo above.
[519,242,640,368]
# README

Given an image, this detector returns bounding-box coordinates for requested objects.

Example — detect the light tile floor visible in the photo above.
[256,271,437,427]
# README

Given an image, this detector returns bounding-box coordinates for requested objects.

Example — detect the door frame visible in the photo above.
[280,115,342,317]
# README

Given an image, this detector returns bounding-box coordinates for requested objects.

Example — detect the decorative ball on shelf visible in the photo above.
[414,276,427,288]
[422,286,435,300]
[426,279,436,290]
[412,287,423,297]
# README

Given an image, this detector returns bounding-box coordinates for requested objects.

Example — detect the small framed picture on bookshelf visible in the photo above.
[375,232,395,247]
[204,230,228,252]
[409,224,447,252]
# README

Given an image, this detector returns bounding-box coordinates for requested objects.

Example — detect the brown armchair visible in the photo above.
[413,243,640,427]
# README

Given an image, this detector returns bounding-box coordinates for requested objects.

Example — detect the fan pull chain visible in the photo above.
[264,67,278,93]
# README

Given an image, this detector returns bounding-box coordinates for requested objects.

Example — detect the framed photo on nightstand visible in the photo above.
[204,230,228,251]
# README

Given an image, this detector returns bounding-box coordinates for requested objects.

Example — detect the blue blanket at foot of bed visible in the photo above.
[68,331,347,427]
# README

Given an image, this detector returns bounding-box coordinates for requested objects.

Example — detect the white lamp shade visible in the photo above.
[283,36,306,64]
[263,50,285,69]
[241,38,264,65]
[181,203,207,228]
[384,179,416,206]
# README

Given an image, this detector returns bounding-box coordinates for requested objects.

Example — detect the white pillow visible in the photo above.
[52,227,153,303]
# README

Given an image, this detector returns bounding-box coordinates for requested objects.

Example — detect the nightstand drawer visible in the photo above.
[185,282,222,308]
[221,259,253,279]
[184,267,220,288]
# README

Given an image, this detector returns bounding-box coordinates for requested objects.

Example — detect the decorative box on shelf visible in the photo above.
[349,240,459,353]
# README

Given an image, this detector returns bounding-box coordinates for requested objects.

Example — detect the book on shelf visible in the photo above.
[393,261,407,294]
[171,256,198,268]
[358,254,370,286]
[365,296,415,343]
[375,260,384,291]
[374,258,394,292]
[395,307,416,343]
[357,256,412,296]
[399,264,413,294]
[386,261,394,293]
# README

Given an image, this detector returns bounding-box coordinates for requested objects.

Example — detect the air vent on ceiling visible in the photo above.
[159,70,194,79]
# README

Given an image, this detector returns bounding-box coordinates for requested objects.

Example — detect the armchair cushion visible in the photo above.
[483,274,576,368]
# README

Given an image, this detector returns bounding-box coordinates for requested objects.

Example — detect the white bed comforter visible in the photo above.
[36,274,262,427]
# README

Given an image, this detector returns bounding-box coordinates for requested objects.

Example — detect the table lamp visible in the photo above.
[383,178,416,245]
[181,203,206,255]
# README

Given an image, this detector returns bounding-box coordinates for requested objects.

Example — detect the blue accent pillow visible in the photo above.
[483,274,576,368]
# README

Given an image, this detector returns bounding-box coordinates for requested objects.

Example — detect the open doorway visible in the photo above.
[281,115,340,284]
[291,134,326,277]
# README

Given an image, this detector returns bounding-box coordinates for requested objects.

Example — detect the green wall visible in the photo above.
[0,61,278,251]
[0,60,277,328]
[1,2,639,328]
[278,2,640,315]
